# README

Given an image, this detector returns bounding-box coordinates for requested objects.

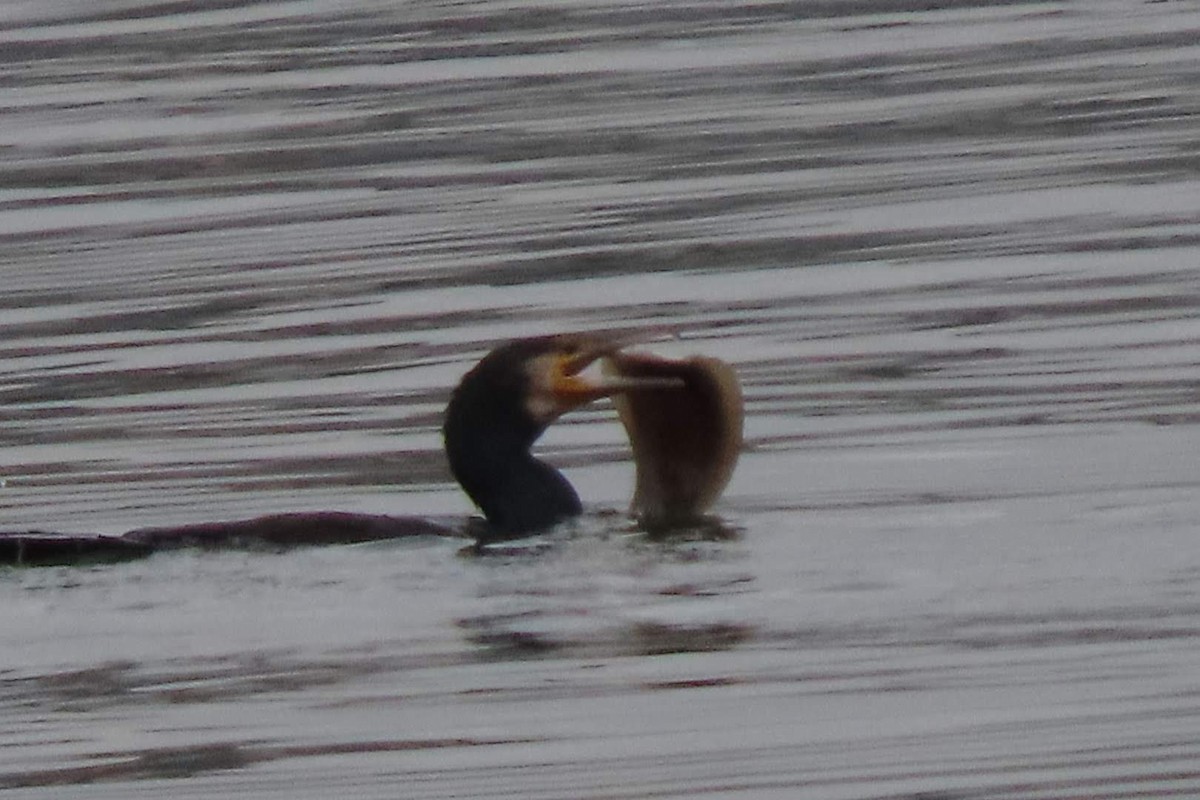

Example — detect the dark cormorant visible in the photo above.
[444,334,611,536]
[0,332,742,564]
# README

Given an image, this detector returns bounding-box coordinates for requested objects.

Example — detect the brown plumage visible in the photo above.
[604,350,743,526]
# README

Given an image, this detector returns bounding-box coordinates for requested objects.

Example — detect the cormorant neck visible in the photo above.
[443,387,581,537]
[458,444,581,537]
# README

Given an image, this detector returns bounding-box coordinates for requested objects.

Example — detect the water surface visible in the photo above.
[3,1,1200,797]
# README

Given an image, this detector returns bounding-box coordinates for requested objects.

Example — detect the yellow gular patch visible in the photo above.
[524,352,612,423]
[523,353,566,423]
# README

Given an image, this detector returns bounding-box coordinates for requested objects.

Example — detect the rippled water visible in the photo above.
[4,1,1200,797]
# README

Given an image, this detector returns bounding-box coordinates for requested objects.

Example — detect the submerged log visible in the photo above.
[0,513,456,567]
[0,532,154,567]
[123,512,454,550]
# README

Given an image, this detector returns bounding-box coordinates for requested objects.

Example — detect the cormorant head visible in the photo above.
[446,333,646,443]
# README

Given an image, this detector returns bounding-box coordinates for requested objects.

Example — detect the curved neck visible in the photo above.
[444,404,582,537]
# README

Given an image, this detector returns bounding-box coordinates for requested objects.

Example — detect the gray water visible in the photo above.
[4,1,1200,797]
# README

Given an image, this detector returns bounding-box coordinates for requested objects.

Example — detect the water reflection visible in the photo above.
[461,518,756,659]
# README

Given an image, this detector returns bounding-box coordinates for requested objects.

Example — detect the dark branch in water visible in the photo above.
[0,513,456,567]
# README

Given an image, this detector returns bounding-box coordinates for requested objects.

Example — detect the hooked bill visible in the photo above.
[602,351,743,526]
